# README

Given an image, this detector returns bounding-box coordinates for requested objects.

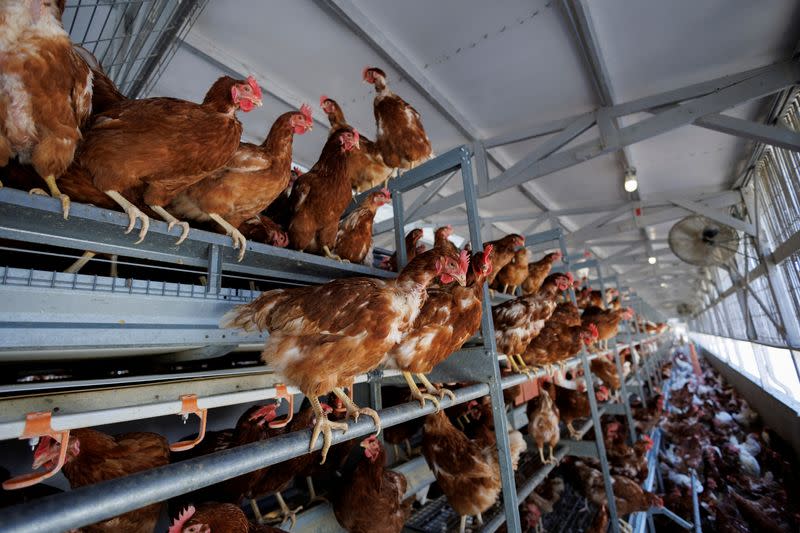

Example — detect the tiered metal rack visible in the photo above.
[0,146,667,532]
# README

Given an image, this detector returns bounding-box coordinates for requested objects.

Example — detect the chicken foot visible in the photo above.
[618,519,633,533]
[332,387,381,433]
[306,476,327,505]
[507,354,534,378]
[322,245,348,263]
[417,373,456,403]
[261,492,302,529]
[402,371,442,411]
[29,174,70,219]
[566,421,580,439]
[209,213,247,261]
[104,190,149,243]
[149,205,190,245]
[309,395,349,464]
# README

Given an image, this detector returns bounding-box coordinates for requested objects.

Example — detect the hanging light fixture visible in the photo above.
[648,256,657,264]
[623,168,638,192]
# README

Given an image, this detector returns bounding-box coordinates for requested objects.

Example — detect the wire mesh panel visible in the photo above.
[62,0,208,98]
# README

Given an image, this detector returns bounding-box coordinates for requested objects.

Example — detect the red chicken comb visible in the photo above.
[379,187,391,199]
[588,323,599,338]
[300,103,313,123]
[169,506,196,533]
[362,66,373,82]
[566,272,574,284]
[583,250,592,258]
[458,249,470,275]
[551,250,562,261]
[352,128,360,145]
[319,94,330,107]
[246,75,262,100]
[482,243,494,256]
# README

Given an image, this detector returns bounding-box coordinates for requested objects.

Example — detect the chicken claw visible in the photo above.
[105,190,149,243]
[149,205,190,245]
[310,404,349,464]
[618,519,633,533]
[417,374,455,403]
[566,421,580,440]
[209,213,247,261]
[332,387,381,433]
[322,245,346,262]
[402,372,441,411]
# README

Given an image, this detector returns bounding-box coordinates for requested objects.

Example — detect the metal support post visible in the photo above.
[602,274,636,443]
[559,235,620,533]
[624,301,648,402]
[206,244,222,294]
[392,190,407,269]
[459,147,522,533]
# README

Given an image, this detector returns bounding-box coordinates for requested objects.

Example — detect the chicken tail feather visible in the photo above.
[220,289,286,332]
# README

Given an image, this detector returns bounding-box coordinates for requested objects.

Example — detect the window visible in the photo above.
[691,332,800,410]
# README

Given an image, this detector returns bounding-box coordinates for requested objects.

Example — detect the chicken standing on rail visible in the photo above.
[333,188,391,264]
[73,75,262,245]
[386,246,492,409]
[522,251,562,295]
[492,273,572,376]
[222,249,468,462]
[0,0,92,219]
[364,67,432,172]
[288,127,361,260]
[168,104,313,260]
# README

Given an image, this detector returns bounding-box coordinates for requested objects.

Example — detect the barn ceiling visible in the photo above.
[148,0,800,316]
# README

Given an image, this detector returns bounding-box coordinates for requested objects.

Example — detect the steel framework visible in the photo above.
[0,144,667,532]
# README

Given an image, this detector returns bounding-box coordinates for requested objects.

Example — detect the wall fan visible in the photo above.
[668,215,740,267]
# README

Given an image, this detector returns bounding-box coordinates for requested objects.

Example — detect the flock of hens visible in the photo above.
[5,3,788,533]
[656,351,799,532]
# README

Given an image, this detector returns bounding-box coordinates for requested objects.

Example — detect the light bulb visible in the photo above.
[648,256,657,265]
[624,173,638,192]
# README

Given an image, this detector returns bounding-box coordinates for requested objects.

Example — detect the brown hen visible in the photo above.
[222,249,467,462]
[288,127,361,259]
[364,67,432,170]
[31,428,169,533]
[74,75,262,244]
[320,95,392,191]
[168,105,312,260]
[0,0,92,218]
[331,436,411,533]
[334,188,391,264]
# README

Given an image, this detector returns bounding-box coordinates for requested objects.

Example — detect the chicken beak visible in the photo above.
[32,445,60,470]
[454,271,467,287]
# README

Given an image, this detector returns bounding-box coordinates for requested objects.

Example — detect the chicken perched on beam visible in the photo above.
[167,104,313,260]
[485,233,526,287]
[288,127,362,260]
[492,246,529,295]
[386,246,492,409]
[528,381,560,465]
[492,272,573,375]
[73,75,262,244]
[364,67,432,172]
[0,0,92,218]
[333,188,391,264]
[522,251,562,295]
[581,306,634,351]
[222,249,467,462]
[320,95,392,192]
[523,311,598,375]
